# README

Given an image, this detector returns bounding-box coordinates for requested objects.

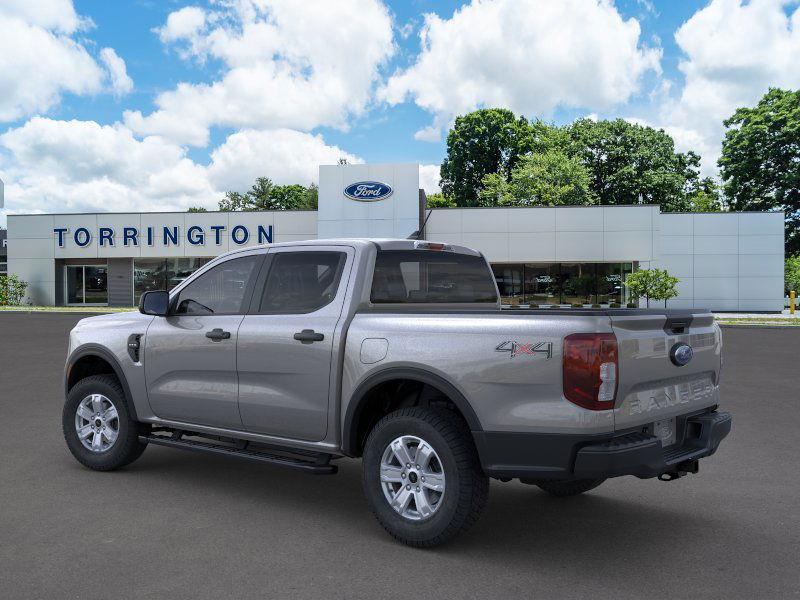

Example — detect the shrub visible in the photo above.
[0,274,29,306]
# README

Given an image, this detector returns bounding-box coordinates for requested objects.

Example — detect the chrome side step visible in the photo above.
[139,433,338,475]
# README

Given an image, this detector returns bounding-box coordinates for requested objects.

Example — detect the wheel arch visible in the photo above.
[65,345,139,422]
[342,367,483,457]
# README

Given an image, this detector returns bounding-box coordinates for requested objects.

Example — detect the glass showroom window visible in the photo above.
[133,259,167,305]
[523,263,559,305]
[66,265,108,305]
[490,262,638,306]
[133,257,212,304]
[595,263,635,305]
[491,264,524,305]
[560,263,597,305]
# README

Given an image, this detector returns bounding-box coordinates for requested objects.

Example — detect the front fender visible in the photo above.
[65,344,137,419]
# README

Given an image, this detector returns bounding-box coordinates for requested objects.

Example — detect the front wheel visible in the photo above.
[62,374,148,471]
[362,407,489,548]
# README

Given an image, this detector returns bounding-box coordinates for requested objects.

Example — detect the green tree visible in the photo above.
[0,273,28,306]
[477,173,511,206]
[624,268,680,308]
[270,184,309,210]
[218,190,251,212]
[244,177,275,210]
[719,88,800,254]
[220,178,321,211]
[567,118,700,212]
[187,206,208,213]
[440,108,544,206]
[687,177,726,212]
[505,151,594,207]
[304,183,319,210]
[786,255,800,295]
[425,192,456,208]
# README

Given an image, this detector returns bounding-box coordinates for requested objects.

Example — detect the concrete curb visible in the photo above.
[719,324,800,330]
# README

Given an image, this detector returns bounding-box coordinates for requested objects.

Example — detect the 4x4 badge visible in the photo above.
[495,341,553,359]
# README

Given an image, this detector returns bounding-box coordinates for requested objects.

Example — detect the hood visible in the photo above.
[75,310,153,329]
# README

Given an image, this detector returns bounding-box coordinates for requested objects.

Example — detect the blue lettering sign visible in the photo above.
[163,226,179,246]
[210,225,225,245]
[231,225,249,245]
[99,227,114,247]
[74,228,92,247]
[257,225,273,244]
[123,227,138,246]
[187,225,205,245]
[50,222,277,250]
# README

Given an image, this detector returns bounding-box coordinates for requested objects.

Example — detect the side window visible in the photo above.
[258,251,346,313]
[174,255,260,315]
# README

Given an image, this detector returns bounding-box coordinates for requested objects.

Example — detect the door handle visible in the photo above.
[293,329,324,343]
[205,328,231,341]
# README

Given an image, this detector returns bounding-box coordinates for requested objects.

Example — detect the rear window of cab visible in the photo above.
[371,250,498,304]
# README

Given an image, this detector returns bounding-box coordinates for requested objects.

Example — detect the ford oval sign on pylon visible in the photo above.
[343,181,393,202]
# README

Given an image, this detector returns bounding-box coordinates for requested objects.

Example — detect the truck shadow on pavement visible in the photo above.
[101,444,728,562]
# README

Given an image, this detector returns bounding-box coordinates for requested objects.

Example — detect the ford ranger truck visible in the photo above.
[62,239,731,547]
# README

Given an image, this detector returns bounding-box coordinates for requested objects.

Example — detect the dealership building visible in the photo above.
[6,162,785,312]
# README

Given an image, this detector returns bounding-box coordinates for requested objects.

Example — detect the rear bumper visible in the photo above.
[473,410,732,480]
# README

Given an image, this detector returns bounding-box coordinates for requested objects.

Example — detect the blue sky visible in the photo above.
[1,0,798,222]
[56,0,706,165]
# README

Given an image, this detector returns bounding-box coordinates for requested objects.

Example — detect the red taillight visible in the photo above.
[562,333,618,411]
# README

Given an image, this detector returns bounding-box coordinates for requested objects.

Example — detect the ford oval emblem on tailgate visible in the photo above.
[670,342,693,366]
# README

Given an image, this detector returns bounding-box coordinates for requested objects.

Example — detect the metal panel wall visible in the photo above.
[658,212,784,312]
[426,205,657,266]
[107,258,134,307]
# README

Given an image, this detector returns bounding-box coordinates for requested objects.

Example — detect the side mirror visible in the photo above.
[139,290,170,316]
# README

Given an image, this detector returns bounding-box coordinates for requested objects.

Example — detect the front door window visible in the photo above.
[66,265,107,305]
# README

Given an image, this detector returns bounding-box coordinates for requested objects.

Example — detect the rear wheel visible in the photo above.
[533,478,605,497]
[63,374,147,471]
[362,407,489,548]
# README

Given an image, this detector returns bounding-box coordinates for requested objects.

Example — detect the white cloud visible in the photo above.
[657,0,800,174]
[100,48,134,96]
[413,124,443,143]
[126,0,394,146]
[0,0,83,33]
[156,6,207,44]
[380,0,661,141]
[0,1,132,122]
[206,129,361,193]
[0,118,213,214]
[418,164,441,195]
[0,118,362,218]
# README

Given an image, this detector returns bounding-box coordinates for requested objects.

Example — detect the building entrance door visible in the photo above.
[65,265,108,305]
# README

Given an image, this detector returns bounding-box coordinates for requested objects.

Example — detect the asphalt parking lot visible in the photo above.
[0,313,798,599]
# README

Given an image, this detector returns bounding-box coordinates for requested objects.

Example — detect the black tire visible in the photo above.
[362,407,489,548]
[535,478,605,497]
[62,374,148,471]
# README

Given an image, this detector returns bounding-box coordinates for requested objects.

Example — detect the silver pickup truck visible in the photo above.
[63,239,731,546]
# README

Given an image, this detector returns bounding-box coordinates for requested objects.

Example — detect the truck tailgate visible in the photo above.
[610,311,721,432]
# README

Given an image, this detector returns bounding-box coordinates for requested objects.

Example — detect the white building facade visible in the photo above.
[6,162,785,311]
